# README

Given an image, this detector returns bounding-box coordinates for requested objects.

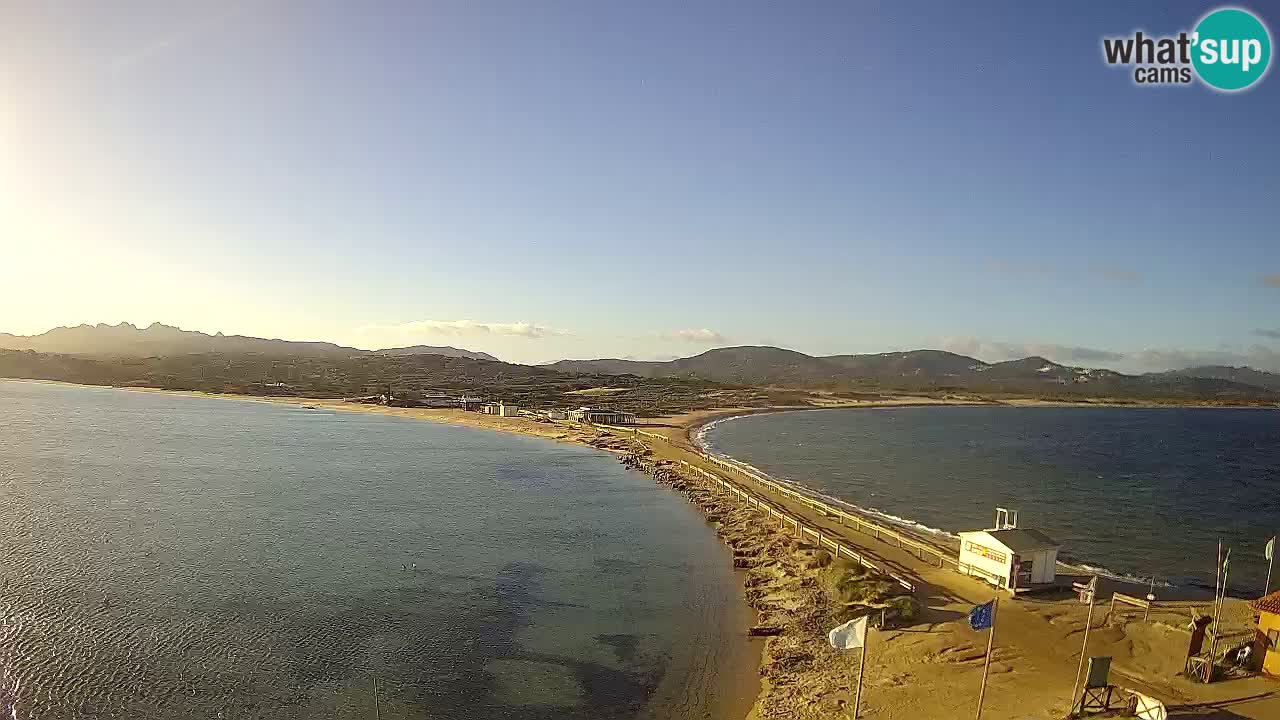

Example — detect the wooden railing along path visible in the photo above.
[595,424,956,571]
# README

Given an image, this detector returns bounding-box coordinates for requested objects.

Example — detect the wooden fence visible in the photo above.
[675,459,917,593]
[591,422,952,587]
[1111,592,1154,621]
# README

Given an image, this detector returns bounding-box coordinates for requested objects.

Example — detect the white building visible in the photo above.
[957,526,1060,592]
[481,402,520,417]
[567,407,637,425]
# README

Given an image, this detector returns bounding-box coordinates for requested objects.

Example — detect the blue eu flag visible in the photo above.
[969,600,995,631]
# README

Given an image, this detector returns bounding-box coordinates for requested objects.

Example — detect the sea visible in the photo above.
[702,405,1280,594]
[0,380,754,720]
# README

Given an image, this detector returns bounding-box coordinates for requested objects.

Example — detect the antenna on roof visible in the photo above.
[994,507,1018,530]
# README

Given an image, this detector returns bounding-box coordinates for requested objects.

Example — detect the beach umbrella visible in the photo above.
[829,616,870,718]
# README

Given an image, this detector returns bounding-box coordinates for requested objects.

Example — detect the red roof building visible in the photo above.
[1251,591,1280,677]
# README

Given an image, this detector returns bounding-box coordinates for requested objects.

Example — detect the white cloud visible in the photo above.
[359,319,569,341]
[664,328,728,344]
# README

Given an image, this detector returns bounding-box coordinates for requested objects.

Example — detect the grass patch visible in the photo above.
[819,559,897,605]
[886,595,920,623]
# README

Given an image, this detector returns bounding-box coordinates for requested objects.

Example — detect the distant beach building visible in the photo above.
[957,509,1060,593]
[567,407,637,425]
[481,402,520,417]
[419,393,459,408]
[543,410,569,421]
[1250,591,1280,677]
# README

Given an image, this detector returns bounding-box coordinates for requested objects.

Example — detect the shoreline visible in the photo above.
[7,378,1280,717]
[683,406,1261,595]
[0,378,763,720]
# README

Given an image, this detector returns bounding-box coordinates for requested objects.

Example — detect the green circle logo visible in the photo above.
[1192,8,1272,91]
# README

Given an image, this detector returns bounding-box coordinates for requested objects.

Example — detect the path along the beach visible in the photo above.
[631,416,1280,720]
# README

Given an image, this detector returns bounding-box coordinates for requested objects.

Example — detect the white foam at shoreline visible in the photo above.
[694,412,1177,590]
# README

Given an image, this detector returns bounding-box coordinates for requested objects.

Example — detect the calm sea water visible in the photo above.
[704,406,1280,593]
[0,380,751,720]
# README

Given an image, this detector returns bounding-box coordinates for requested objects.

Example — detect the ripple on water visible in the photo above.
[0,381,749,720]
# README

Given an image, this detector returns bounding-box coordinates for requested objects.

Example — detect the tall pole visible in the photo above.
[1070,580,1096,711]
[373,676,381,720]
[1207,552,1230,684]
[1267,552,1274,597]
[976,597,999,720]
[1214,540,1222,604]
[854,631,869,719]
[1266,538,1275,597]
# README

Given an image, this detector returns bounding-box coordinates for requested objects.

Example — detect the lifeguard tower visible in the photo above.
[958,508,1061,593]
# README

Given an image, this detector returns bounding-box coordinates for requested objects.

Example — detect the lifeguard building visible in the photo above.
[957,508,1060,593]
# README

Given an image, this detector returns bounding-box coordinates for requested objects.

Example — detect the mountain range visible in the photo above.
[0,323,498,362]
[2,324,1278,402]
[548,346,1280,400]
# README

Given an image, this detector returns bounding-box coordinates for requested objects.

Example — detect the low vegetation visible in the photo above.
[0,349,814,416]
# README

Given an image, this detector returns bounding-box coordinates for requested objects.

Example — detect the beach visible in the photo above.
[9,380,1280,718]
[316,397,1280,719]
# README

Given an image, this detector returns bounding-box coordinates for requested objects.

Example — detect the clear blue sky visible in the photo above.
[3,1,1278,370]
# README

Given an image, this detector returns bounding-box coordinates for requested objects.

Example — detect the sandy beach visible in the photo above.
[210,393,1280,718]
[8,380,1279,718]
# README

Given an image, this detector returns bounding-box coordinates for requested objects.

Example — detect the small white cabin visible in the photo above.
[957,527,1060,592]
[481,402,520,417]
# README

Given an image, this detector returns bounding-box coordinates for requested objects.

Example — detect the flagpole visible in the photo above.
[1207,550,1230,684]
[1266,537,1275,596]
[1215,540,1223,600]
[1070,577,1096,711]
[854,630,868,719]
[976,597,998,720]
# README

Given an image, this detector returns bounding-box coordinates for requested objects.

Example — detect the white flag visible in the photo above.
[1267,536,1275,562]
[1086,575,1099,603]
[828,616,868,650]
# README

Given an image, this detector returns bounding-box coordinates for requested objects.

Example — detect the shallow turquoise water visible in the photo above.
[0,380,748,719]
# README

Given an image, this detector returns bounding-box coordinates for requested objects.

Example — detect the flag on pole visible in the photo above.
[1085,575,1099,603]
[1266,536,1275,562]
[828,616,869,650]
[969,600,995,631]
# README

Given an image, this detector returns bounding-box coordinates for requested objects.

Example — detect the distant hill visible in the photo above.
[1158,365,1280,392]
[551,347,842,385]
[543,358,667,376]
[548,346,1279,402]
[0,323,497,361]
[0,348,810,416]
[823,350,981,379]
[5,324,1278,405]
[375,345,500,361]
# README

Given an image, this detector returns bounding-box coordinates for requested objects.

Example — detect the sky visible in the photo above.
[2,1,1278,371]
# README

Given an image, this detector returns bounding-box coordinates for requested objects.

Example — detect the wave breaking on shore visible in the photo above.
[694,412,1175,590]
